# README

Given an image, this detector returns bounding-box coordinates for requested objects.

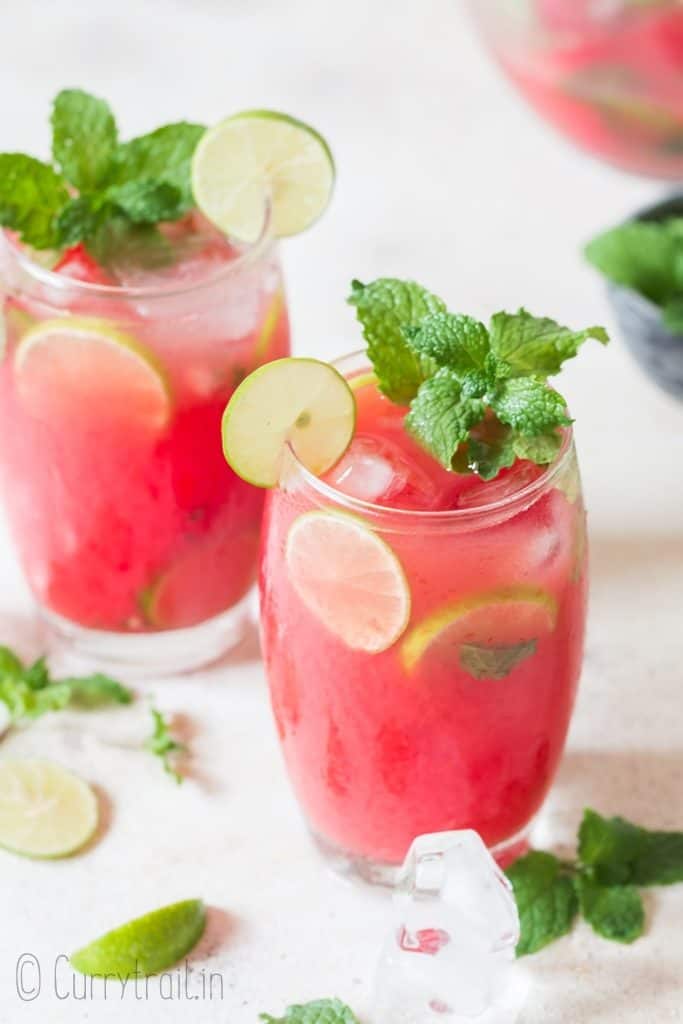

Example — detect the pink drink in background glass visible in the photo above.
[0,212,289,670]
[260,356,588,883]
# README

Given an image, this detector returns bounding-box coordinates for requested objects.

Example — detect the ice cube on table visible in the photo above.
[373,831,529,1024]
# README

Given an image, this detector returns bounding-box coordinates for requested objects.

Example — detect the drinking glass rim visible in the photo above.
[0,198,274,301]
[288,350,575,526]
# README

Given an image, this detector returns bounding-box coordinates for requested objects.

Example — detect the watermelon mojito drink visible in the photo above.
[223,279,607,882]
[469,0,683,179]
[0,91,334,671]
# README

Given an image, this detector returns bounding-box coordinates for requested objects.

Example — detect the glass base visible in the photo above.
[42,591,253,677]
[312,822,532,889]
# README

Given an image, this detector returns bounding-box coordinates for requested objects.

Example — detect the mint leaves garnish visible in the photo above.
[349,278,608,480]
[0,88,205,251]
[507,808,683,955]
[585,217,683,333]
[146,708,186,784]
[0,645,132,725]
[260,999,359,1024]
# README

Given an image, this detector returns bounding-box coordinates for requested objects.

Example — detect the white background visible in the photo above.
[0,1,682,1021]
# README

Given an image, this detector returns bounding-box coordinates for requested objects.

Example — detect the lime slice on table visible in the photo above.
[192,110,335,243]
[70,899,206,978]
[401,586,558,679]
[0,759,98,858]
[222,357,355,488]
[15,317,171,431]
[286,511,411,653]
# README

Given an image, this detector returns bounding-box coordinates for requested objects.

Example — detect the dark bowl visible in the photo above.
[605,195,683,402]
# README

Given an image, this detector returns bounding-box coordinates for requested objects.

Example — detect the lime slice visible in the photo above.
[192,110,335,243]
[286,510,411,652]
[401,586,557,676]
[0,759,98,858]
[222,357,355,488]
[349,370,377,392]
[15,317,171,431]
[70,899,206,978]
[254,288,285,361]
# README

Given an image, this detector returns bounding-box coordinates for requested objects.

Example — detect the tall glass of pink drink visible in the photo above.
[260,353,587,884]
[0,210,289,672]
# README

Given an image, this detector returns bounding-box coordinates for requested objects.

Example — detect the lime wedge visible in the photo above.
[401,586,557,675]
[70,899,206,978]
[286,511,411,652]
[0,759,98,858]
[192,110,334,243]
[15,317,171,432]
[222,357,355,488]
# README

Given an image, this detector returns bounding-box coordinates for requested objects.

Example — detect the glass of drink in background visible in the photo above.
[0,210,289,672]
[467,0,683,179]
[259,353,588,884]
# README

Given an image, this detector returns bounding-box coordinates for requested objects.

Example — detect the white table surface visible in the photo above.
[1,1,682,1021]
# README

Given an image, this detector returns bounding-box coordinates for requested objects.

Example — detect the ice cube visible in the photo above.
[328,437,406,503]
[373,831,529,1024]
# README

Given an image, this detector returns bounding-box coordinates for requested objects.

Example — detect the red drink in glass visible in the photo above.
[260,355,587,883]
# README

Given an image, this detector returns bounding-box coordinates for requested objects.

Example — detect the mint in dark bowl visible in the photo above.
[585,195,683,401]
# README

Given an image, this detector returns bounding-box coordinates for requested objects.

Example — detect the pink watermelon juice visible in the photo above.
[260,357,587,874]
[495,2,683,178]
[0,216,289,638]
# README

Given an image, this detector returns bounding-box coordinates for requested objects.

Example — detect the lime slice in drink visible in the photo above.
[286,511,411,653]
[254,288,285,361]
[222,357,355,488]
[401,587,557,677]
[192,110,335,243]
[0,759,98,858]
[15,317,171,431]
[70,899,206,978]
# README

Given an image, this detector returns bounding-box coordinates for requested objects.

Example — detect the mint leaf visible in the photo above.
[88,219,173,271]
[662,296,683,333]
[585,221,683,305]
[404,312,492,378]
[260,999,359,1024]
[51,89,118,192]
[489,309,609,377]
[113,122,205,213]
[406,368,485,469]
[492,378,571,435]
[630,831,683,886]
[59,673,133,708]
[146,708,185,784]
[512,429,563,465]
[0,153,69,249]
[460,639,537,681]
[55,196,102,247]
[578,809,645,885]
[576,876,644,944]
[22,657,50,690]
[106,180,184,224]
[348,278,446,403]
[0,646,24,679]
[506,851,579,956]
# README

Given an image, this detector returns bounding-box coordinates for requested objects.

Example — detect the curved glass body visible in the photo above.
[260,354,588,883]
[0,223,290,670]
[468,0,683,179]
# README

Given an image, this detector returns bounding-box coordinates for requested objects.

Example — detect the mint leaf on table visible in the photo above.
[51,89,118,192]
[146,708,185,784]
[59,673,134,708]
[578,808,645,885]
[112,122,206,214]
[260,998,359,1024]
[0,153,70,249]
[585,220,683,306]
[406,367,485,469]
[460,639,537,681]
[575,876,644,944]
[348,278,446,404]
[489,309,609,377]
[506,851,579,956]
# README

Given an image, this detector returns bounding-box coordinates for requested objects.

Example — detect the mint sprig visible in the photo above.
[260,999,359,1024]
[146,708,186,785]
[507,808,683,956]
[0,89,205,251]
[348,278,608,480]
[0,644,132,725]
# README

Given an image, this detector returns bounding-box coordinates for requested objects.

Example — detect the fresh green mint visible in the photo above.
[349,278,608,479]
[0,644,132,725]
[260,999,360,1024]
[507,808,683,956]
[0,88,205,251]
[146,708,186,784]
[585,217,683,333]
